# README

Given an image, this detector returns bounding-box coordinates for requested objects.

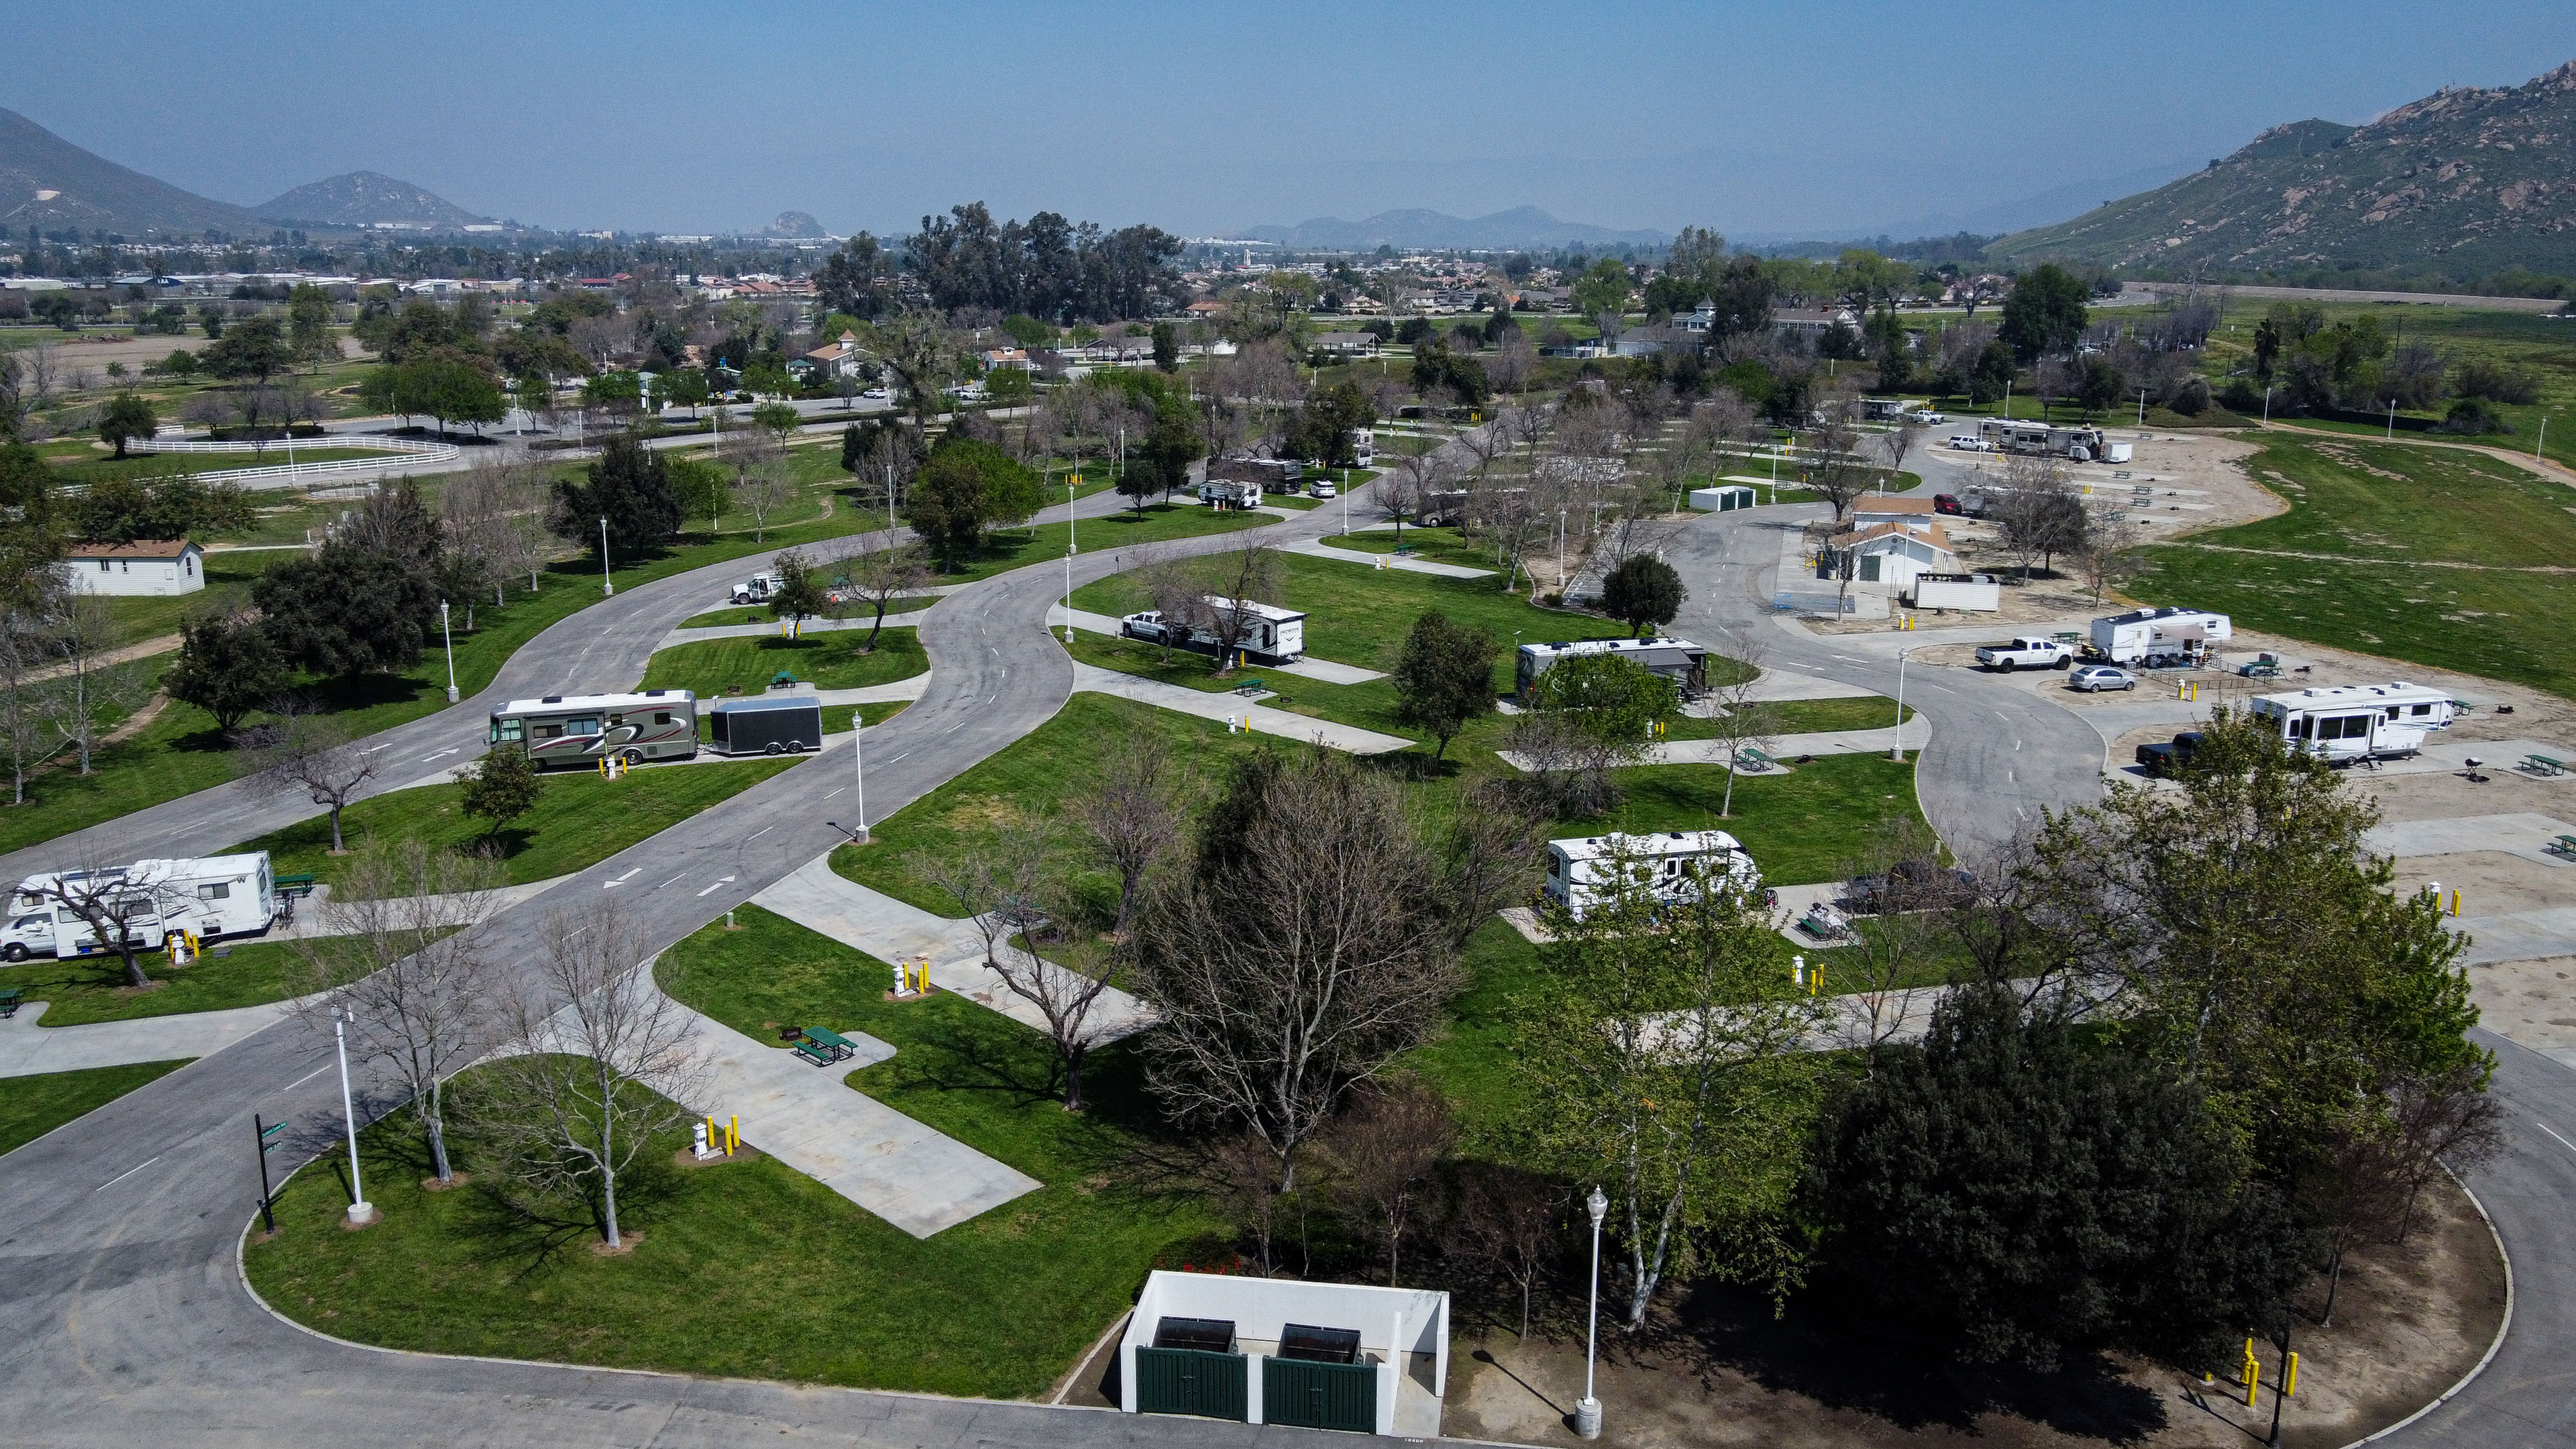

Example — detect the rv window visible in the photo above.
[197,883,229,900]
[2288,716,2311,739]
[567,718,601,737]
[496,718,523,742]
[2410,704,2432,716]
[531,722,564,740]
[14,916,44,930]
[654,712,673,725]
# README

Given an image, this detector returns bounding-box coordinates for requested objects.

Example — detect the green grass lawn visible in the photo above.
[835,693,1294,915]
[678,595,936,630]
[0,507,891,859]
[0,1059,193,1155]
[642,629,926,697]
[1764,696,1915,735]
[1318,527,1507,574]
[225,757,799,889]
[0,938,307,1026]
[2133,435,2576,698]
[43,447,383,488]
[241,906,1216,1398]
[928,502,1268,584]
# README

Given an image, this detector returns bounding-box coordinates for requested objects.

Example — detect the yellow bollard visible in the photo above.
[728,1115,738,1155]
[2284,1352,2298,1397]
[2450,889,2461,917]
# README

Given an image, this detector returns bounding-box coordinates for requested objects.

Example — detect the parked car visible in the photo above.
[1309,479,1338,498]
[1840,861,1977,915]
[1909,410,1949,425]
[1947,434,1996,452]
[2135,731,2205,777]
[1933,493,1962,515]
[2069,665,2137,693]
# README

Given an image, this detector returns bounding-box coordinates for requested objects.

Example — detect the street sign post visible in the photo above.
[254,1114,286,1234]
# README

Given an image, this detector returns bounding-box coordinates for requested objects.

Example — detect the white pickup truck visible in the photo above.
[1974,636,2076,672]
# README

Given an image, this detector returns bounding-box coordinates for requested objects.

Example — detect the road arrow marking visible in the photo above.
[694,875,738,898]
[603,867,642,888]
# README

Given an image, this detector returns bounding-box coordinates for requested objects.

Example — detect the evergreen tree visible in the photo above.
[165,614,289,731]
[1391,610,1497,761]
[1600,555,1684,638]
[459,743,544,840]
[553,431,680,561]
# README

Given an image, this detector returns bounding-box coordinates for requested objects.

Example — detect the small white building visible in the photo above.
[1831,521,1962,592]
[1690,484,1758,511]
[1543,830,1762,920]
[63,539,204,597]
[1118,1269,1448,1437]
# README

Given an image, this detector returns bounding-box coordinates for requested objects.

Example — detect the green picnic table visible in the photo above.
[0,987,20,1018]
[2524,753,2567,777]
[792,1026,857,1066]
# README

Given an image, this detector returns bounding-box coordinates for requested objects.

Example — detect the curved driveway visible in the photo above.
[0,440,2567,1446]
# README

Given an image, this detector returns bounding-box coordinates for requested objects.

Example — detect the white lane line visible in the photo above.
[360,743,395,754]
[888,751,910,764]
[2537,1120,2576,1157]
[693,875,737,898]
[822,787,845,801]
[166,817,213,837]
[655,872,686,890]
[746,825,773,841]
[281,1064,333,1092]
[421,748,460,763]
[95,1154,161,1193]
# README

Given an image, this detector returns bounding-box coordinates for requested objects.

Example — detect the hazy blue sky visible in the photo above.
[8,1,2576,239]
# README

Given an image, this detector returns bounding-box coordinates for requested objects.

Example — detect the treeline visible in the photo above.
[815,202,1186,323]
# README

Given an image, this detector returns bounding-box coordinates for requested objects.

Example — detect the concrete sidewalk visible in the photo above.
[1069,663,1414,754]
[1499,716,1931,772]
[1280,537,1493,578]
[674,998,1041,1238]
[0,997,302,1079]
[751,856,1155,1042]
[2366,813,2576,871]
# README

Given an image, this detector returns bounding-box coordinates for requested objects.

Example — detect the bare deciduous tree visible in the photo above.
[1829,819,1958,1070]
[1326,1077,1458,1286]
[293,843,504,1183]
[0,578,76,804]
[476,900,705,1249]
[241,702,381,853]
[17,849,175,989]
[1078,745,1183,942]
[830,530,930,651]
[1134,753,1462,1196]
[1456,1161,1565,1341]
[1200,545,1281,677]
[43,596,150,777]
[1704,625,1779,820]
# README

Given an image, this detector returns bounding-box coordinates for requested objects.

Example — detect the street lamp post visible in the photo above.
[439,600,458,702]
[2538,414,2551,462]
[1892,647,1912,761]
[1575,1185,1608,1438]
[331,1007,374,1227]
[849,706,868,843]
[598,517,613,596]
[1063,469,1077,644]
[2262,386,2273,425]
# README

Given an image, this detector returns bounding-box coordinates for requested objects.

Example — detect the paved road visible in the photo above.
[0,475,1396,1448]
[0,429,2566,1446]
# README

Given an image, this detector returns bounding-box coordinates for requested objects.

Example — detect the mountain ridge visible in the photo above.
[0,107,266,236]
[256,170,492,229]
[1988,59,2576,277]
[1240,205,1670,251]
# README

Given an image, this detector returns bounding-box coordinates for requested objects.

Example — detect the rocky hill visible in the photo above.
[1988,59,2576,278]
[0,107,266,237]
[256,170,492,230]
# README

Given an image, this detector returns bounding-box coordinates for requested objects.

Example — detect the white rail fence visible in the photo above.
[136,431,460,484]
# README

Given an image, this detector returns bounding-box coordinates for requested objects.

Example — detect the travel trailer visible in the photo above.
[1542,830,1761,921]
[2248,683,2457,765]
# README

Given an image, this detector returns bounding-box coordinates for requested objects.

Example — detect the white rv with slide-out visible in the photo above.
[2088,607,2232,667]
[1543,830,1762,921]
[2249,683,2456,766]
[7,853,278,960]
[488,690,699,770]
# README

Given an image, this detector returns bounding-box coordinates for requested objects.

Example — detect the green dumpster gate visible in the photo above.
[1134,1346,1247,1421]
[1264,1356,1377,1433]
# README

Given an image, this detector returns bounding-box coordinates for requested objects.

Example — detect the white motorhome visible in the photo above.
[1515,637,1712,698]
[1977,419,2109,460]
[2249,682,2457,765]
[1543,830,1761,921]
[2088,607,2233,667]
[9,853,278,959]
[488,690,699,770]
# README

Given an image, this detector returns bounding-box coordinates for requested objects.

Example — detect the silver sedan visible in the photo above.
[2069,665,2137,693]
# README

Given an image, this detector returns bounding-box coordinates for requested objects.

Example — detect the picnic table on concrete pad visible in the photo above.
[792,1026,858,1066]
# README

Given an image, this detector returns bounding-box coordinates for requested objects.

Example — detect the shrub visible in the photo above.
[2437,398,2512,435]
[2451,359,2540,405]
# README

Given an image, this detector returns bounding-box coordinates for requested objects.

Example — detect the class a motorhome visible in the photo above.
[2249,682,2456,765]
[7,852,278,959]
[1977,418,2110,461]
[488,690,698,770]
[1542,830,1761,921]
[1514,636,1712,699]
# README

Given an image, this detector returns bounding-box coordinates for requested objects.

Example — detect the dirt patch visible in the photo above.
[670,1145,765,1170]
[1442,1173,2504,1448]
[2464,956,2576,1058]
[587,1230,646,1256]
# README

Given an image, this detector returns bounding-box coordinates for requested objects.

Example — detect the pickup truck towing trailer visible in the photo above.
[1974,636,2075,672]
[2249,682,2456,765]
[2088,607,2232,667]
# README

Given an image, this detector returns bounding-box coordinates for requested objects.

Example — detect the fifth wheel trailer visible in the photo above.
[2088,608,2232,667]
[2248,682,2457,765]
